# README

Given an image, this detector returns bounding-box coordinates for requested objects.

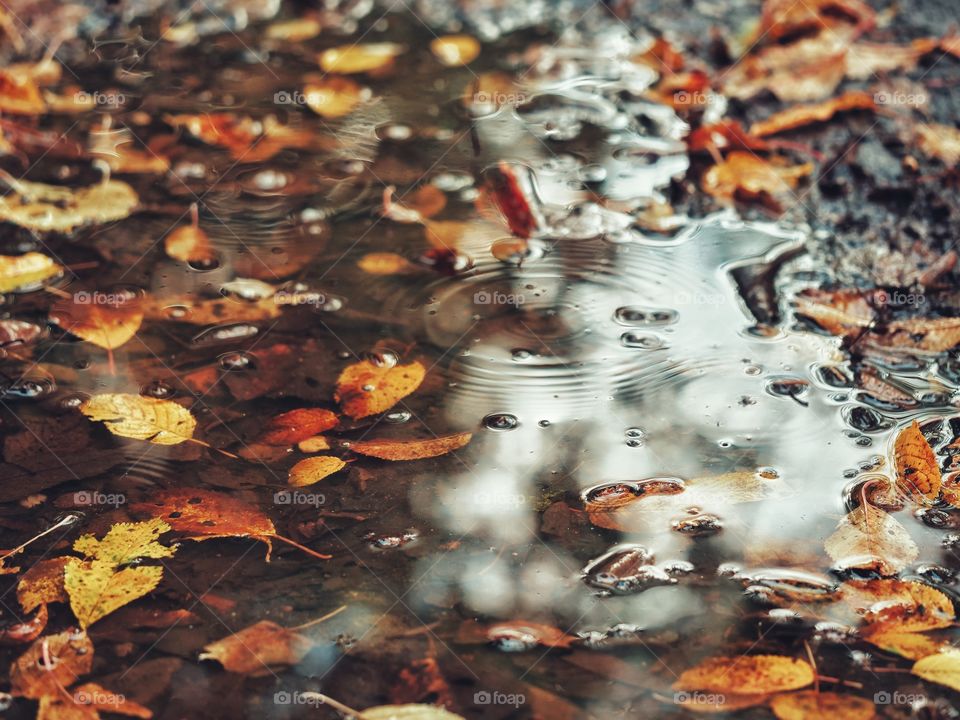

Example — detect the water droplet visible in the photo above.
[141,380,176,399]
[218,351,255,371]
[511,348,534,361]
[620,332,664,349]
[483,413,518,431]
[384,410,411,424]
[538,419,551,427]
[614,306,678,326]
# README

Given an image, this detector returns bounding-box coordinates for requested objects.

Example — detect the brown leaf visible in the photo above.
[69,682,152,718]
[259,408,339,446]
[350,432,472,461]
[913,122,960,166]
[0,70,44,114]
[199,620,313,675]
[18,557,70,613]
[750,91,876,137]
[894,421,941,503]
[824,504,918,575]
[793,288,878,335]
[335,359,426,419]
[288,456,347,486]
[673,655,814,694]
[10,629,94,699]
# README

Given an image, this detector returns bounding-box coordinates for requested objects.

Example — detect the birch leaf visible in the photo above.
[80,394,197,446]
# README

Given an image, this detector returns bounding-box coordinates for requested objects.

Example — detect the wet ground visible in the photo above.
[1,1,960,719]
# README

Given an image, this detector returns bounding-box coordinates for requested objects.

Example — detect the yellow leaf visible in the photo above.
[350,432,472,461]
[318,43,403,74]
[912,649,960,691]
[360,706,466,720]
[335,359,426,419]
[0,252,62,292]
[80,393,198,446]
[894,420,941,502]
[164,224,215,264]
[304,76,368,118]
[298,436,331,453]
[430,35,481,66]
[867,631,949,659]
[823,504,918,575]
[288,456,347,486]
[769,691,874,720]
[17,557,70,613]
[673,655,814,694]
[0,178,138,232]
[64,519,175,628]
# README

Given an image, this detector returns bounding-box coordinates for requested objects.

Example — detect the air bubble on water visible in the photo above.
[744,365,762,375]
[141,380,176,399]
[614,306,678,326]
[620,332,664,349]
[483,413,519,431]
[511,349,534,361]
[218,352,255,371]
[538,420,551,427]
[384,410,411,424]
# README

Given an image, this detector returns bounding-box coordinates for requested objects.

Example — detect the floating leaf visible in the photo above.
[80,394,197,446]
[304,76,368,118]
[165,113,316,164]
[335,359,426,419]
[298,436,331,453]
[350,432,472,461]
[259,408,339,446]
[361,706,465,720]
[894,420,941,503]
[10,629,94,698]
[319,43,403,74]
[912,649,960,691]
[199,620,313,675]
[769,691,874,720]
[288,456,347,486]
[824,503,918,575]
[673,655,814,694]
[0,252,63,292]
[164,219,215,265]
[750,91,876,137]
[0,178,138,232]
[64,519,175,628]
[130,488,331,560]
[430,35,481,66]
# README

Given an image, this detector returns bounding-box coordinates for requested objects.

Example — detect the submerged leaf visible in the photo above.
[259,408,339,446]
[824,504,918,575]
[200,620,313,675]
[288,456,347,486]
[10,629,93,698]
[361,706,465,720]
[335,359,426,419]
[430,35,481,66]
[844,579,954,633]
[80,394,197,446]
[304,76,368,118]
[350,432,472,461]
[50,294,144,351]
[318,43,403,74]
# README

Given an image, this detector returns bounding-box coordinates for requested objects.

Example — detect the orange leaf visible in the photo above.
[673,655,814,694]
[750,91,876,137]
[844,579,954,633]
[335,359,425,419]
[304,76,368,119]
[894,421,941,502]
[49,292,143,351]
[350,432,472,461]
[259,408,339,446]
[10,629,93,699]
[164,224,215,264]
[199,620,313,675]
[866,630,949,660]
[702,152,813,206]
[769,691,874,720]
[17,557,69,613]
